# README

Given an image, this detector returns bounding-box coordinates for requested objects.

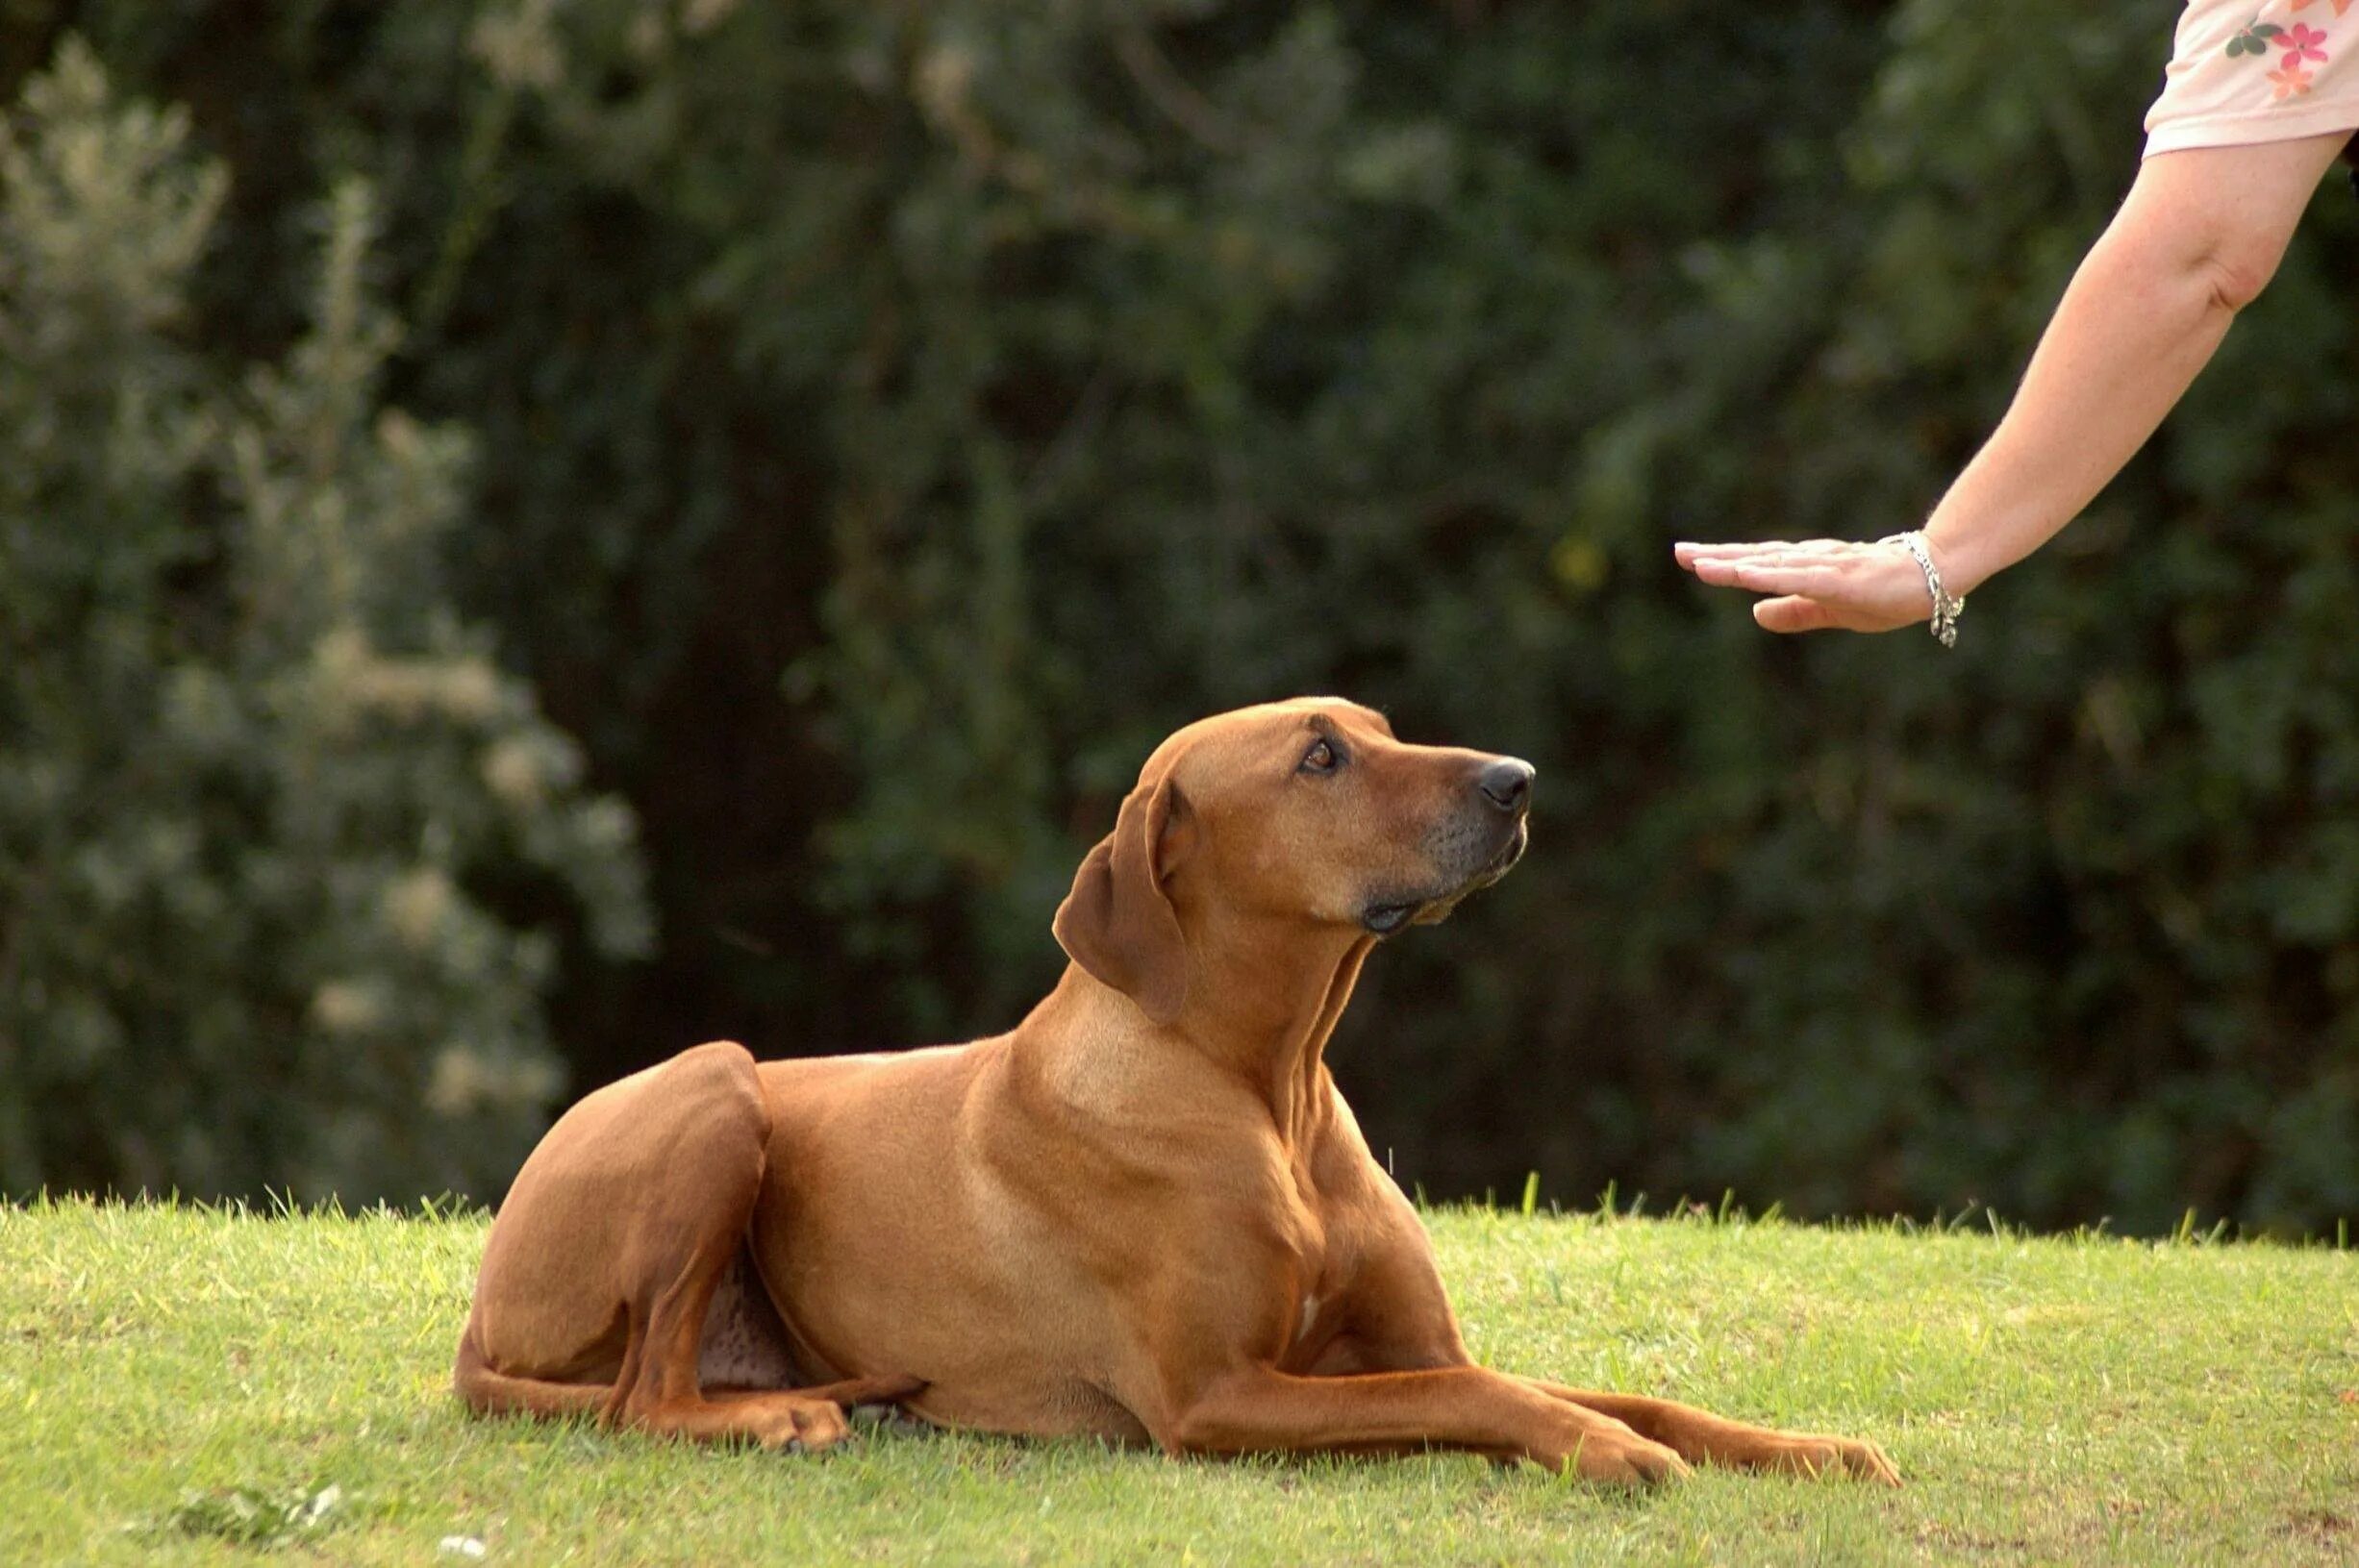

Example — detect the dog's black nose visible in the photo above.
[1477,758,1535,813]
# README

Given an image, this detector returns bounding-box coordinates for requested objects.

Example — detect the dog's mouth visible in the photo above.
[1360,819,1528,936]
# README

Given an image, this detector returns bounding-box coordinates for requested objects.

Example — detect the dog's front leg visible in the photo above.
[1515,1379,1899,1485]
[1153,1364,1690,1483]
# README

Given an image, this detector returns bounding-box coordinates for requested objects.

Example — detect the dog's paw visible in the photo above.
[1571,1431,1693,1487]
[750,1396,851,1454]
[1771,1433,1901,1487]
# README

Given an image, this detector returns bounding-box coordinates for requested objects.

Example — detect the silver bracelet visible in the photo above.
[1879,531,1964,648]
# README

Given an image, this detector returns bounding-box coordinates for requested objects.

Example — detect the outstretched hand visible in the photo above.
[1672,537,1934,635]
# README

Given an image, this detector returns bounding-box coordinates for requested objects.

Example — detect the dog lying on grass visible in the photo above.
[455,697,1896,1485]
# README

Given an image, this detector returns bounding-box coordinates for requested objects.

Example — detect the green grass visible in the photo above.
[3,1200,2354,1565]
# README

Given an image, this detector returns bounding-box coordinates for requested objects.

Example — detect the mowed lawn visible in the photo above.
[2,1200,2353,1566]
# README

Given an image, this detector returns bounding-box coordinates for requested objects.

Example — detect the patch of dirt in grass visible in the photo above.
[5,1306,137,1344]
[1914,1521,2033,1556]
[2280,1507,2351,1544]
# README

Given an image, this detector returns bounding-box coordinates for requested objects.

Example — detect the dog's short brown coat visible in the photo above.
[455,697,1895,1483]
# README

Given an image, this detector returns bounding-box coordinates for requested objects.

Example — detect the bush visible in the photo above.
[0,44,648,1204]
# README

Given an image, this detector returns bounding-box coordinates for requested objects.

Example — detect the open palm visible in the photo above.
[1672,538,1933,635]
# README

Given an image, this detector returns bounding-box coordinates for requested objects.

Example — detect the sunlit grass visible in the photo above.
[3,1197,2353,1565]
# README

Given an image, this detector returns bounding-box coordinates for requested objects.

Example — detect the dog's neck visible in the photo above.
[1025,912,1374,1152]
[1175,907,1376,1149]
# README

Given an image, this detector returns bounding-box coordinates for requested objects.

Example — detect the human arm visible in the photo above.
[1673,132,2352,635]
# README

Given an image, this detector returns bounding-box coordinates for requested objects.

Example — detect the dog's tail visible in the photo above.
[451,1327,615,1422]
[798,1373,930,1409]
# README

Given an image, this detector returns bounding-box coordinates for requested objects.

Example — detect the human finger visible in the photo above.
[1677,539,1806,567]
[1691,560,1846,595]
[1752,595,1838,634]
[1679,541,1874,579]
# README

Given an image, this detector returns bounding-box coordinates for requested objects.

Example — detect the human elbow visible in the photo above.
[2196,229,2285,313]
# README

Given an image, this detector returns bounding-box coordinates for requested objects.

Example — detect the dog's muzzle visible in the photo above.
[1361,759,1534,934]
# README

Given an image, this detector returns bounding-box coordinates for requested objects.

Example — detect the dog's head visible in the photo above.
[1053,697,1533,1024]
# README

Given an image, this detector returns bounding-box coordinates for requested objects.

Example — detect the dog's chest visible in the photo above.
[1292,1290,1325,1347]
[1271,1174,1370,1365]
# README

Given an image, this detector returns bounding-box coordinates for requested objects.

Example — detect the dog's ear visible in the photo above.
[1053,769,1189,1025]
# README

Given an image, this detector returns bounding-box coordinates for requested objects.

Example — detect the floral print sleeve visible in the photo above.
[2146,0,2359,156]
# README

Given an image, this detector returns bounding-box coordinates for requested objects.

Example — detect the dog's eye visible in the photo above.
[1299,739,1340,775]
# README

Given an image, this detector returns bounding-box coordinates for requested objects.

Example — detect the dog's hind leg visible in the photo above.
[453,1040,920,1449]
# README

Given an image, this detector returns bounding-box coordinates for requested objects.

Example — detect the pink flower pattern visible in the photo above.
[2270,62,2317,96]
[2282,22,2331,63]
[2225,6,2340,101]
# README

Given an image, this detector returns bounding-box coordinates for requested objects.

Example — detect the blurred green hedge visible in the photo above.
[0,42,647,1203]
[4,2,2354,1232]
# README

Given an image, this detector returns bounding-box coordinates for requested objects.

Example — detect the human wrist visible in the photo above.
[1919,521,2002,599]
[1879,531,1966,647]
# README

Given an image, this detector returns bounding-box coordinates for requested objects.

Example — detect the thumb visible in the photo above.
[1753,595,1836,635]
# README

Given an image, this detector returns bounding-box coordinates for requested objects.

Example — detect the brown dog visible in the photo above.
[454,697,1897,1484]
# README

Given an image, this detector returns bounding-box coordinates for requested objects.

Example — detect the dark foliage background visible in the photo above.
[4,1,2355,1232]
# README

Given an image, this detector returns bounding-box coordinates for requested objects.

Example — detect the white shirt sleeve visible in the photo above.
[2145,0,2359,156]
